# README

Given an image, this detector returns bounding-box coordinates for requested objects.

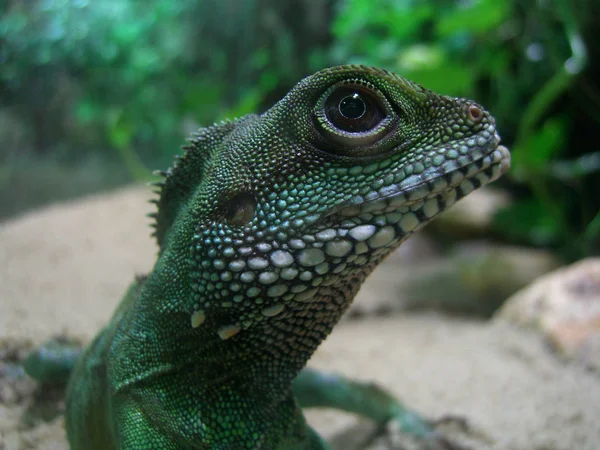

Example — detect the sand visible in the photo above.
[1,186,598,450]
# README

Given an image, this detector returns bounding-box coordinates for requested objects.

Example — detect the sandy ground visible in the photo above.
[1,186,598,450]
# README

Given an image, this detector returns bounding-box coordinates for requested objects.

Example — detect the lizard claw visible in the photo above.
[408,413,472,450]
[429,414,469,431]
[420,431,471,450]
[421,414,472,450]
[359,412,472,450]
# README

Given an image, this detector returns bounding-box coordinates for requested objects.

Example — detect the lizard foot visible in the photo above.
[359,411,472,450]
[294,369,476,449]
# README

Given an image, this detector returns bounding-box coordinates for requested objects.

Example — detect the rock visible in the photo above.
[496,258,600,371]
[383,232,440,265]
[350,242,561,317]
[429,187,510,238]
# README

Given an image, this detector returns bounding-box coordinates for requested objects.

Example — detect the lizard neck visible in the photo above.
[177,273,365,400]
[113,242,371,405]
[114,202,391,405]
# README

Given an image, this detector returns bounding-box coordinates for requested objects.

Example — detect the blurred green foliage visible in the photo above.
[0,0,331,167]
[331,0,600,258]
[0,0,598,258]
[0,0,332,215]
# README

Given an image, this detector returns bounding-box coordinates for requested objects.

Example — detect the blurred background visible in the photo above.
[0,0,598,260]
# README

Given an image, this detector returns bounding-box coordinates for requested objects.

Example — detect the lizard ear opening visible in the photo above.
[314,81,395,149]
[225,192,256,226]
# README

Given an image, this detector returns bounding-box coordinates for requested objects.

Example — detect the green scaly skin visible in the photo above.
[25,65,510,449]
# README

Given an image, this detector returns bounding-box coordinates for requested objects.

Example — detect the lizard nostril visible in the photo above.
[467,104,483,123]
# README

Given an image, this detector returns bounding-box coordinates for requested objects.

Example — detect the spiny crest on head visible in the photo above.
[147,119,238,249]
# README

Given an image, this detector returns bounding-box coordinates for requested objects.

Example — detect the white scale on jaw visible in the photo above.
[190,197,442,340]
[189,144,510,340]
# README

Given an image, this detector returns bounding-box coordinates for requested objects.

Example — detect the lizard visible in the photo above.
[24,65,510,449]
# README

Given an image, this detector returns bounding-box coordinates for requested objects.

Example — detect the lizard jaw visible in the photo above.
[329,143,510,221]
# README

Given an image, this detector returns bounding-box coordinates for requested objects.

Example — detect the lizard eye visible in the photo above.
[314,81,395,148]
[325,88,384,132]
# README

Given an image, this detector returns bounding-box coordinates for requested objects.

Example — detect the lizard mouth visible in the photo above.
[327,142,511,220]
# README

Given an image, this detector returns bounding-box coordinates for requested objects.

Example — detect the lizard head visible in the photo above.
[153,65,510,349]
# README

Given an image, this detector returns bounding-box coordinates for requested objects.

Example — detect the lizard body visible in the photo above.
[26,65,510,449]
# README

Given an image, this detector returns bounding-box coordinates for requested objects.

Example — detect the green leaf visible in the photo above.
[493,198,562,246]
[511,116,567,177]
[437,0,509,36]
[397,44,444,71]
[107,109,133,149]
[74,98,101,124]
[550,151,600,180]
[220,89,262,121]
[396,47,474,96]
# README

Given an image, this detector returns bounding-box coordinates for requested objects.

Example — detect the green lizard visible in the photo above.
[24,65,510,449]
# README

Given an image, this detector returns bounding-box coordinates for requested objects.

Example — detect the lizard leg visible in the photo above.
[23,337,83,384]
[293,368,465,449]
[24,280,145,385]
[301,425,333,450]
[281,407,333,450]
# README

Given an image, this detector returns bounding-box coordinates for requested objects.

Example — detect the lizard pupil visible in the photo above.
[323,85,385,133]
[339,93,366,120]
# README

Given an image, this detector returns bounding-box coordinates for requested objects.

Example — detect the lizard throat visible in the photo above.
[184,144,509,371]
